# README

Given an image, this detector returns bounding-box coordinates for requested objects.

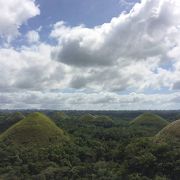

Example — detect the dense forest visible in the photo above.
[0,110,179,179]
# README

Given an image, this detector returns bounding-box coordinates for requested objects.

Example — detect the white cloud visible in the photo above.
[0,44,68,92]
[0,0,40,40]
[47,0,180,91]
[26,30,40,44]
[51,0,180,67]
[1,0,180,109]
[49,0,180,93]
[0,91,180,110]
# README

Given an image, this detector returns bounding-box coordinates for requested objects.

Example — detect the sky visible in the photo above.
[0,0,180,110]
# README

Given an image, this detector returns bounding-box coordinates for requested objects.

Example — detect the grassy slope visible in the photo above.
[130,113,169,128]
[80,114,95,121]
[0,112,69,147]
[52,111,69,121]
[155,119,180,143]
[79,114,113,128]
[0,112,25,133]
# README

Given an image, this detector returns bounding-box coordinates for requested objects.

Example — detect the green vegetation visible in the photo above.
[129,113,169,136]
[51,111,69,121]
[79,113,95,121]
[0,112,24,133]
[80,114,113,127]
[0,111,179,179]
[0,112,69,147]
[130,113,168,128]
[155,119,180,144]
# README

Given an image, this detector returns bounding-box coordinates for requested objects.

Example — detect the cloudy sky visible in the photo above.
[0,0,180,110]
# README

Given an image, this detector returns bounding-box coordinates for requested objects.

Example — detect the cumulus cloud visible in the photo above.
[0,44,67,92]
[173,81,180,90]
[48,0,180,93]
[0,0,40,40]
[51,0,180,67]
[0,91,180,110]
[26,30,40,44]
[1,0,180,109]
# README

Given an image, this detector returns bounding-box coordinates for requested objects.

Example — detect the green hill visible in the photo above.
[130,113,168,129]
[80,114,113,127]
[51,111,69,121]
[155,119,180,144]
[93,115,113,127]
[80,114,95,121]
[0,112,69,147]
[0,112,25,133]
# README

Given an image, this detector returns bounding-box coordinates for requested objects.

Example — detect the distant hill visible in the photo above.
[130,113,168,129]
[80,113,95,122]
[80,114,113,128]
[0,112,69,147]
[0,112,25,133]
[51,111,69,121]
[155,119,180,144]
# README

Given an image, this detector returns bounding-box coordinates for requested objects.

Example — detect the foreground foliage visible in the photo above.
[0,111,179,180]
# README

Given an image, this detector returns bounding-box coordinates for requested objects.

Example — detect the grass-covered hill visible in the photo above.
[0,112,69,147]
[0,112,25,133]
[80,114,113,127]
[0,111,179,180]
[79,113,95,121]
[130,113,168,128]
[155,119,180,144]
[51,111,69,121]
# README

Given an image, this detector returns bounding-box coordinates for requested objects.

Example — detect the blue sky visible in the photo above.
[0,0,180,110]
[32,0,136,27]
[20,0,138,44]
